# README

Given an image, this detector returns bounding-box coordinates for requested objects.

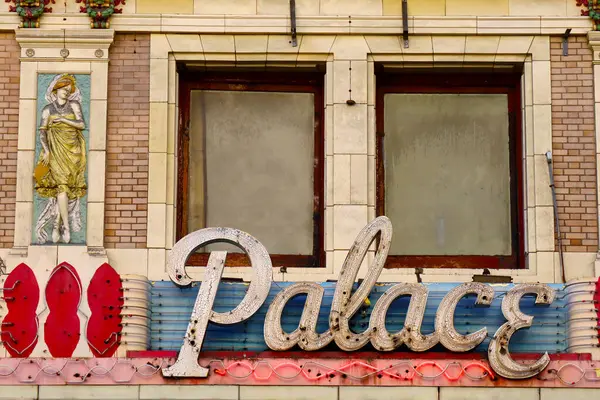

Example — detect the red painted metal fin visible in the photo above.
[44,262,82,358]
[1,263,40,358]
[87,263,123,357]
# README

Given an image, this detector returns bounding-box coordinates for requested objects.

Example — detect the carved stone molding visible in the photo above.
[15,28,114,61]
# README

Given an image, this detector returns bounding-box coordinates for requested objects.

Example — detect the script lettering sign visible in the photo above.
[162,217,555,380]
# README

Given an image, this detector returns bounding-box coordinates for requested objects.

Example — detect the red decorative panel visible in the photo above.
[87,263,123,357]
[595,277,600,346]
[44,262,82,357]
[1,263,40,357]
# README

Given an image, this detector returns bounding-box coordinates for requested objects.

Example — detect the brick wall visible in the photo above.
[550,36,598,252]
[0,33,19,248]
[105,34,150,248]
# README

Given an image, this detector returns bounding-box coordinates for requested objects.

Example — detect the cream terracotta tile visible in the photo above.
[534,155,552,207]
[326,207,334,251]
[320,0,382,16]
[533,104,552,155]
[147,204,167,248]
[509,0,567,16]
[333,60,351,104]
[166,34,202,53]
[234,35,268,53]
[465,36,500,53]
[139,0,193,13]
[267,35,301,53]
[17,99,36,151]
[498,36,534,54]
[90,62,109,101]
[333,205,368,250]
[194,0,256,14]
[86,202,104,248]
[88,100,107,151]
[532,61,551,105]
[526,156,535,208]
[149,102,168,153]
[299,35,336,54]
[529,35,550,61]
[13,201,32,248]
[364,36,403,53]
[257,0,319,15]
[326,105,334,155]
[350,154,368,205]
[86,151,106,203]
[447,0,509,16]
[150,34,171,59]
[333,154,351,204]
[148,152,167,204]
[402,35,433,53]
[535,206,555,252]
[150,58,169,103]
[15,150,33,203]
[19,62,38,100]
[333,103,368,154]
[200,34,235,53]
[331,35,370,60]
[406,0,446,16]
[326,155,334,206]
[166,154,175,206]
[433,36,467,54]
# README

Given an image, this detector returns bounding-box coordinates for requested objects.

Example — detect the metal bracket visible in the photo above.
[562,28,572,56]
[290,0,298,47]
[402,0,409,48]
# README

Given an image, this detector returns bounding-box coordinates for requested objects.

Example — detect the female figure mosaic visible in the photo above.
[34,74,87,244]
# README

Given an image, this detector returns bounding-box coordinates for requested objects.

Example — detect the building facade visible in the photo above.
[0,0,600,399]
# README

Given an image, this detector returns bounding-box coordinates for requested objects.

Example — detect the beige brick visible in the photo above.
[105,34,150,248]
[0,33,20,248]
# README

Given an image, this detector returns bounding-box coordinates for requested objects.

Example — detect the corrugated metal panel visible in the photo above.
[150,281,568,354]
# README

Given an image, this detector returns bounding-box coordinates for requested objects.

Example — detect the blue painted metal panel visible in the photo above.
[150,281,568,354]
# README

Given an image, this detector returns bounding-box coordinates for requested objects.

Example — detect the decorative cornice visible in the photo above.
[0,14,592,35]
[5,0,54,28]
[76,0,126,29]
[15,28,114,61]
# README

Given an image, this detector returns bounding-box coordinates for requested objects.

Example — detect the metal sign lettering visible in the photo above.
[163,217,556,380]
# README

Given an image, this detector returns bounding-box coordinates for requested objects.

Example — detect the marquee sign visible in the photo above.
[162,217,560,381]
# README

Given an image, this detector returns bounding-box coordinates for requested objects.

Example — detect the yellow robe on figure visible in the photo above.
[34,112,87,200]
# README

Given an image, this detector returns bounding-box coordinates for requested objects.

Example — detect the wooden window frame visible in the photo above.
[176,70,326,268]
[376,70,525,269]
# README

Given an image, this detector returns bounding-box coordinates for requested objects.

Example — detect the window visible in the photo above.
[376,69,524,269]
[177,70,325,267]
